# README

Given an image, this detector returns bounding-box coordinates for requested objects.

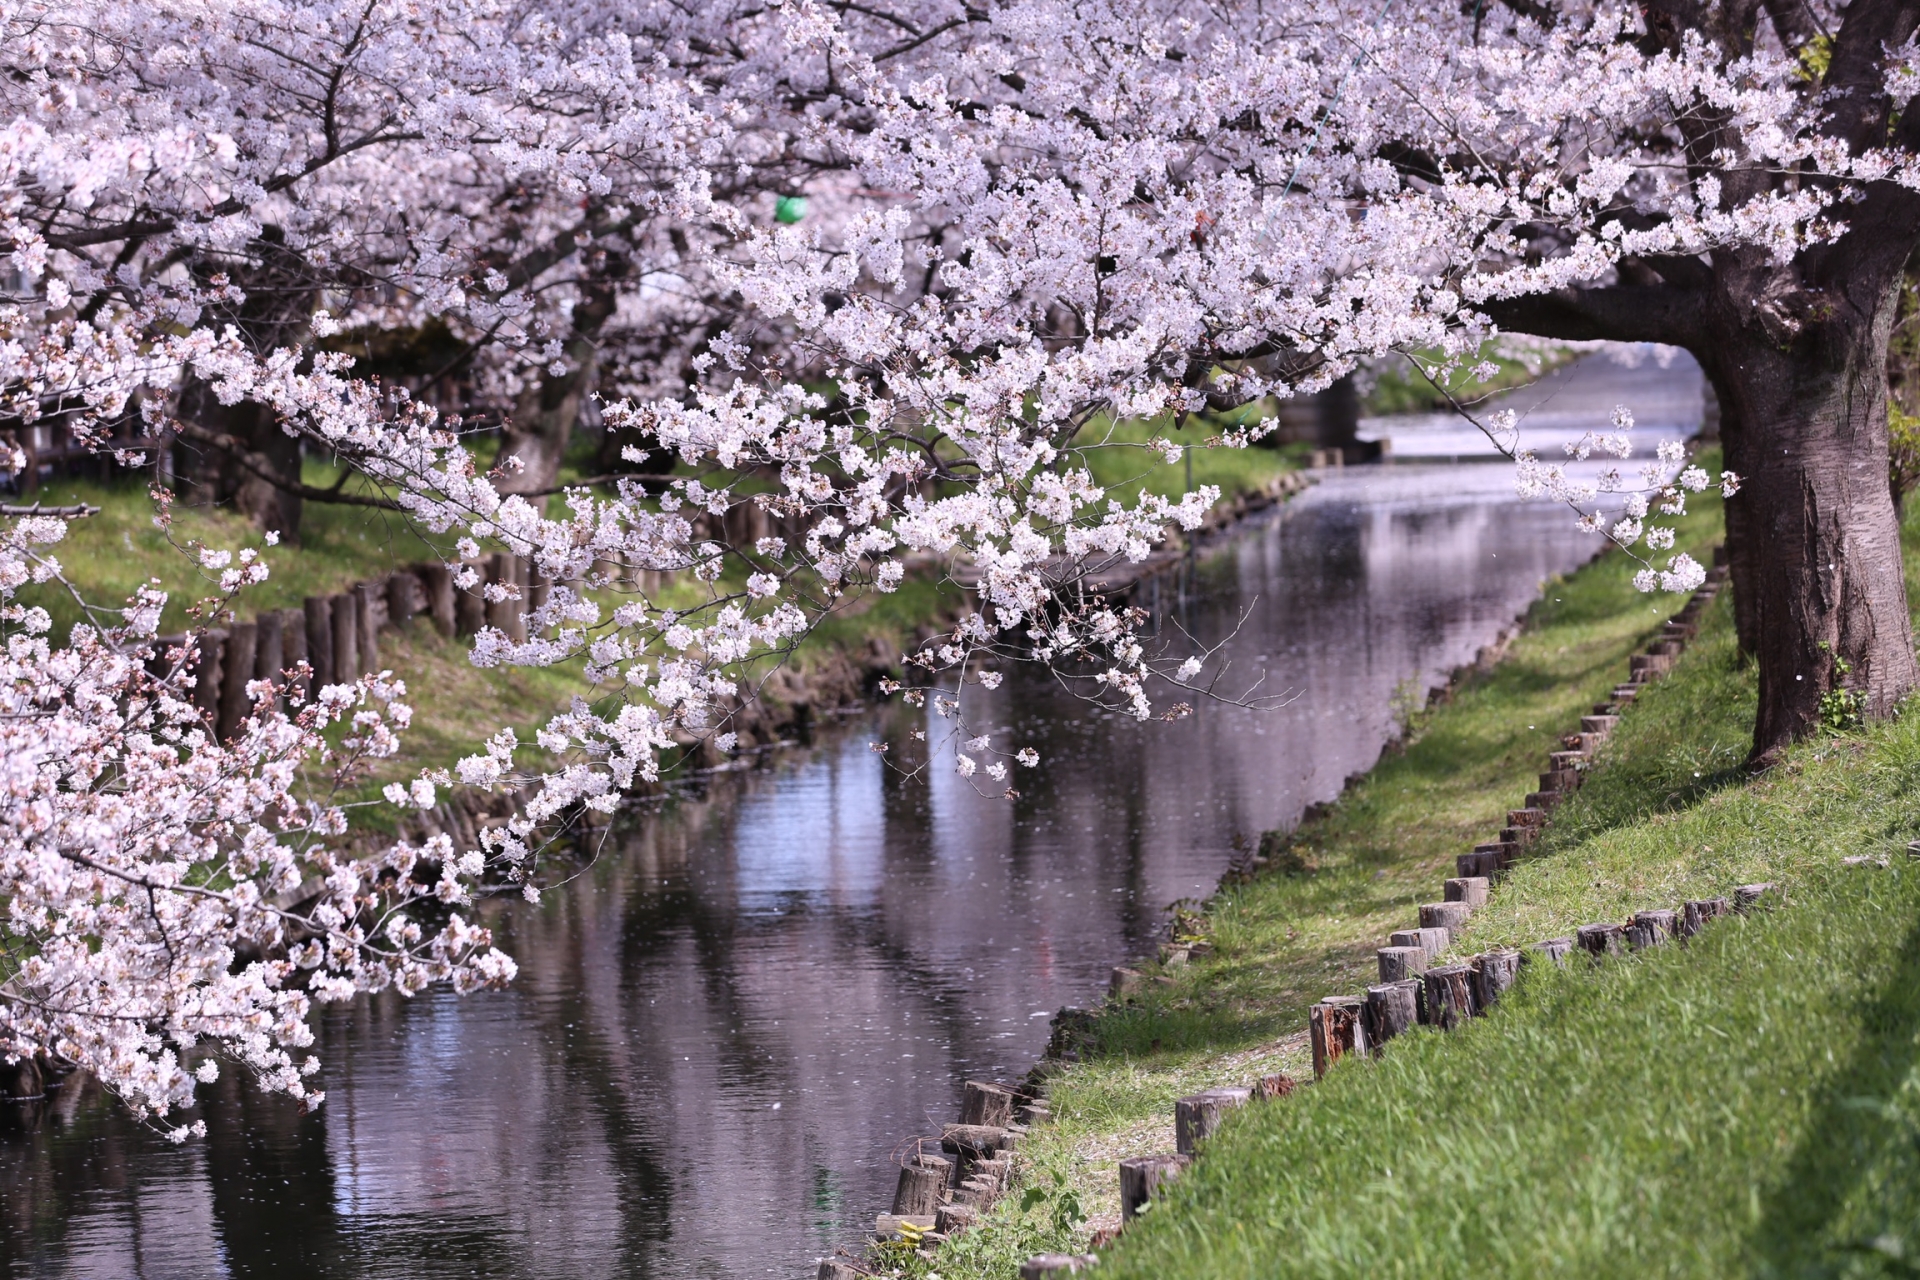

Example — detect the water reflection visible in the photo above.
[4,462,1618,1279]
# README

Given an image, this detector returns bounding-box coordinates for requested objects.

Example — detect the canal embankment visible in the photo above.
[875,459,1915,1277]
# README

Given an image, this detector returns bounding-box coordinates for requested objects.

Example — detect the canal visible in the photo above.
[0,351,1703,1278]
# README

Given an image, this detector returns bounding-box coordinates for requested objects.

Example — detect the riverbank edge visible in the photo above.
[347,468,1316,855]
[844,491,1731,1280]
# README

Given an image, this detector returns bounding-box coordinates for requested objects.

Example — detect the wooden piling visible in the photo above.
[1389,926,1450,958]
[419,563,456,636]
[1310,997,1368,1078]
[1576,922,1625,957]
[1626,909,1676,950]
[192,628,226,724]
[1118,1154,1188,1221]
[1365,980,1420,1046]
[1444,876,1490,906]
[355,579,382,671]
[1679,897,1731,938]
[1174,1087,1252,1155]
[1422,964,1475,1030]
[1734,882,1776,912]
[1532,936,1574,965]
[1472,948,1522,1010]
[279,607,307,697]
[217,620,257,741]
[959,1081,1016,1129]
[303,597,333,689]
[1376,944,1428,984]
[387,570,419,628]
[455,560,486,637]
[1419,901,1474,933]
[892,1161,948,1217]
[330,591,358,683]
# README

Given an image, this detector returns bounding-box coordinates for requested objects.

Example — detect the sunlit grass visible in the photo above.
[917,472,1732,1278]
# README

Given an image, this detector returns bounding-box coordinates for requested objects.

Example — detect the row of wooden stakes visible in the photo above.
[154,550,595,743]
[815,1081,1053,1279]
[1101,550,1763,1234]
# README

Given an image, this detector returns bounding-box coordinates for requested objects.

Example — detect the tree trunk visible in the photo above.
[1712,316,1919,763]
[496,263,624,497]
[175,385,304,541]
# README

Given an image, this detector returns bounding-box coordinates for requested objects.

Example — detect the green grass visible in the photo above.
[15,468,457,641]
[1100,641,1920,1277]
[1066,413,1304,507]
[908,469,1920,1279]
[896,474,1730,1277]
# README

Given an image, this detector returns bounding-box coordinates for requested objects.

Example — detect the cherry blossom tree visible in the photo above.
[0,509,512,1138]
[4,0,1918,1118]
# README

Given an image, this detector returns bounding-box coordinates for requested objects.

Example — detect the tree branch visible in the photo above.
[1480,282,1706,349]
[171,420,403,510]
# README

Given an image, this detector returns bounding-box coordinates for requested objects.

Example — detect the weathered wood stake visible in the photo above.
[892,1161,947,1216]
[1576,922,1625,957]
[959,1081,1016,1129]
[330,591,359,683]
[1679,897,1731,938]
[1174,1087,1252,1155]
[1472,949,1522,1010]
[1365,980,1419,1046]
[303,597,332,689]
[1118,1154,1188,1221]
[1444,876,1490,906]
[192,629,226,724]
[1626,909,1676,950]
[1419,901,1473,932]
[1310,997,1369,1078]
[1531,936,1574,965]
[1422,964,1475,1030]
[216,621,257,742]
[1376,945,1428,984]
[1389,926,1450,958]
[280,607,307,696]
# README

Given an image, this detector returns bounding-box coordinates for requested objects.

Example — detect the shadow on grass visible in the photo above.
[1749,882,1920,1278]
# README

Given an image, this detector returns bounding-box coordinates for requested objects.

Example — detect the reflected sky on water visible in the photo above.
[3,445,1661,1279]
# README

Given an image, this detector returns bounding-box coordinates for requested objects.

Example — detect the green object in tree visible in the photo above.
[774,195,807,224]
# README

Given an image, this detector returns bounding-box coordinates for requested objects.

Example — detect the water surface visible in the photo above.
[3,449,1654,1278]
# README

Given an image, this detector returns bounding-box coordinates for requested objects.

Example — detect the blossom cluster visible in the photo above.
[0,516,512,1135]
[0,0,1911,1113]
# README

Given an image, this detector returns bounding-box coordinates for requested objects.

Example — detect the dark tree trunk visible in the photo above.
[175,387,304,540]
[1708,372,1763,659]
[497,259,626,497]
[1707,297,1919,762]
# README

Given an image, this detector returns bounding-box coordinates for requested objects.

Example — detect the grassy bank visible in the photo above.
[15,443,1294,800]
[906,474,1763,1274]
[912,469,1920,1277]
[1100,595,1920,1278]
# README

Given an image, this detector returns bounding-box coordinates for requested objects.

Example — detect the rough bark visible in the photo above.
[959,1081,1016,1129]
[303,597,334,689]
[892,1162,947,1217]
[1364,980,1420,1046]
[1472,949,1522,1010]
[1481,4,1920,764]
[1309,999,1368,1078]
[1422,964,1475,1030]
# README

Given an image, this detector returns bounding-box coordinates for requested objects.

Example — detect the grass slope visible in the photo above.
[1102,598,1920,1276]
[912,476,1731,1276]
